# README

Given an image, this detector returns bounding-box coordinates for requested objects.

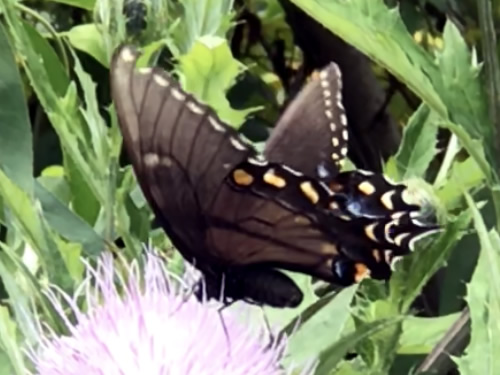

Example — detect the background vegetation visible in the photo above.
[0,0,498,374]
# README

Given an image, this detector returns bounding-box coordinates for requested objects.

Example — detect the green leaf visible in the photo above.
[435,22,490,146]
[1,0,108,209]
[436,157,485,210]
[178,36,257,127]
[351,296,402,372]
[47,0,95,10]
[0,349,15,375]
[37,170,71,204]
[0,306,27,375]
[0,23,33,194]
[64,24,108,67]
[0,169,71,290]
[288,0,446,117]
[456,194,500,374]
[0,251,40,345]
[23,21,70,97]
[314,315,405,375]
[172,0,235,54]
[442,121,492,186]
[398,313,460,354]
[389,210,470,312]
[284,285,358,367]
[332,358,369,375]
[64,153,100,225]
[0,244,63,333]
[394,104,438,179]
[35,182,104,257]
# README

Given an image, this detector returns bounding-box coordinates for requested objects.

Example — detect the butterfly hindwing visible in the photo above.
[264,63,348,178]
[260,62,440,267]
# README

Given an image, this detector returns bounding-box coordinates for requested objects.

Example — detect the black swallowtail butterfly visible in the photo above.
[110,45,438,307]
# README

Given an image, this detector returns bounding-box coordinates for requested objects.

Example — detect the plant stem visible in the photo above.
[434,133,459,188]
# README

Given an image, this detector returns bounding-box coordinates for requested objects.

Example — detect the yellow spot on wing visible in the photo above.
[394,232,411,247]
[263,169,286,188]
[358,181,376,195]
[381,190,396,210]
[354,263,371,282]
[364,223,379,242]
[300,181,320,204]
[233,169,254,186]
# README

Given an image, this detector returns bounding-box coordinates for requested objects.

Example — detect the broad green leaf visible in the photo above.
[435,22,490,150]
[178,36,257,127]
[442,121,492,186]
[173,0,235,54]
[0,169,71,290]
[0,244,63,333]
[398,313,460,354]
[35,182,104,257]
[64,153,100,225]
[456,194,500,374]
[436,157,485,210]
[0,23,33,194]
[0,306,27,375]
[23,21,70,97]
[0,249,52,348]
[38,170,71,204]
[55,239,85,281]
[394,104,438,179]
[314,315,405,375]
[333,358,368,375]
[284,285,358,366]
[1,0,107,209]
[289,0,446,117]
[64,24,108,67]
[351,297,402,372]
[390,210,470,312]
[0,350,15,375]
[47,0,95,10]
[56,79,100,224]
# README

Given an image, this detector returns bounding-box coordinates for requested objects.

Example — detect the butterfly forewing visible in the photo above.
[112,46,255,263]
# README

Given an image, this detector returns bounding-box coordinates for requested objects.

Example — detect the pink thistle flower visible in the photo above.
[29,252,314,375]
